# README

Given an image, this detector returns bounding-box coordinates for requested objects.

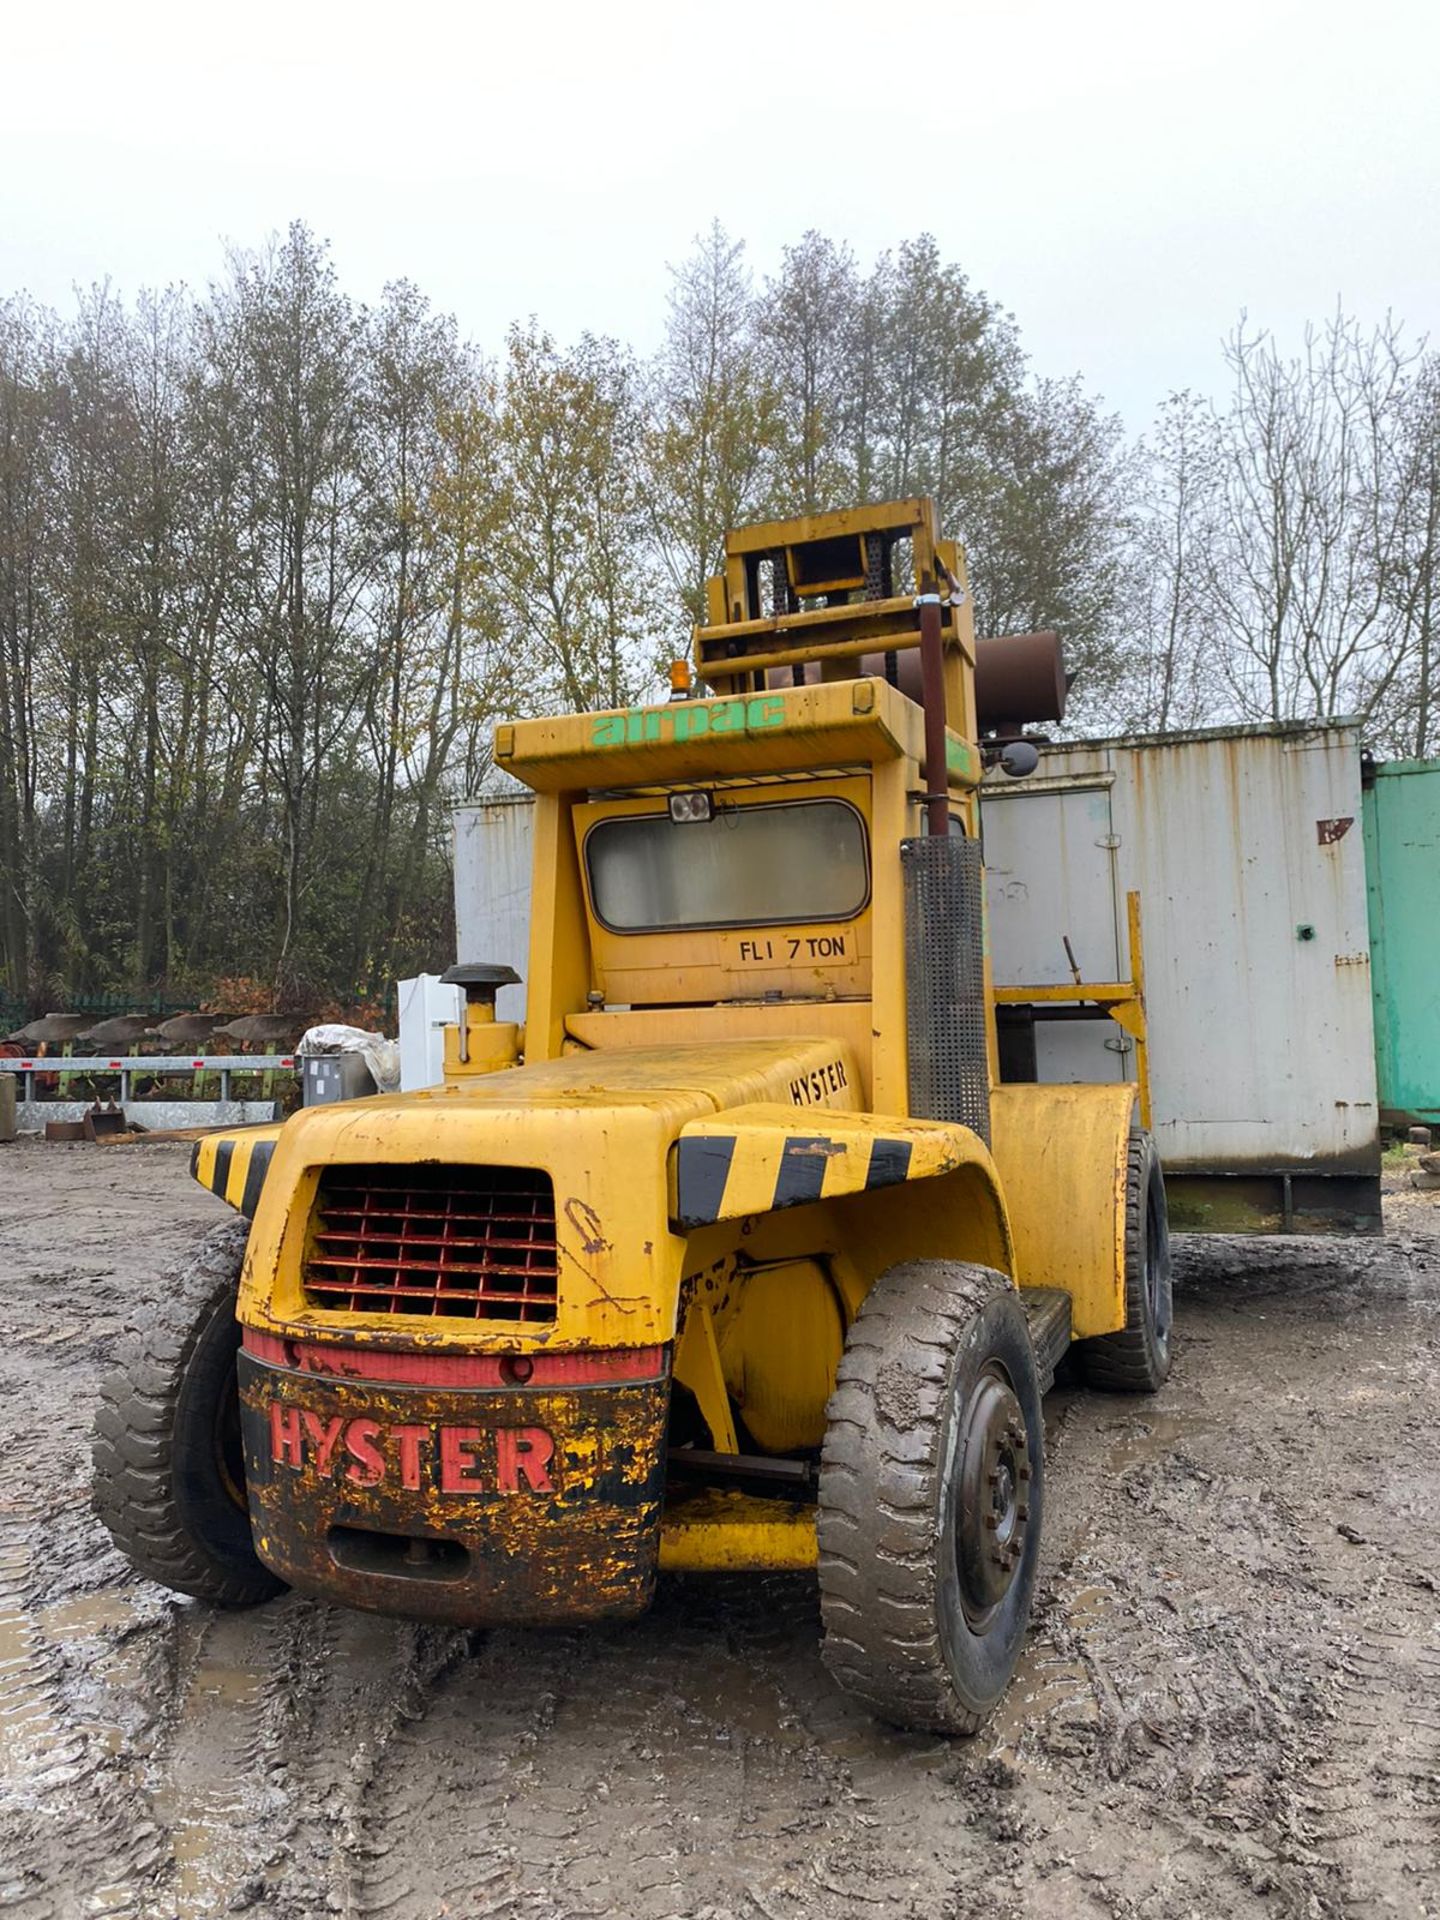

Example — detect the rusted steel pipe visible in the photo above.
[975,630,1067,730]
[917,592,950,836]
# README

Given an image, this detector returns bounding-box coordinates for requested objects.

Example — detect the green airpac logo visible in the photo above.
[591,695,785,748]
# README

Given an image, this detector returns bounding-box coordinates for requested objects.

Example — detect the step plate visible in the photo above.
[1021,1286,1073,1393]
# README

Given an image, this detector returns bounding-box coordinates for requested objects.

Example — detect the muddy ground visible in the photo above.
[0,1139,1436,1920]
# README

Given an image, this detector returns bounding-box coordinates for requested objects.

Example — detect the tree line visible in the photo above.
[1,220,1435,1011]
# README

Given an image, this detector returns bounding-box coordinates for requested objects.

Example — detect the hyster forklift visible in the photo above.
[94,499,1171,1736]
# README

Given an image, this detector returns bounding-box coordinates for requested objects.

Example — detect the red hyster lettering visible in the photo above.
[266,1404,557,1495]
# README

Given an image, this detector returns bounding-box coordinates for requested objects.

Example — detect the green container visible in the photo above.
[1363,758,1440,1127]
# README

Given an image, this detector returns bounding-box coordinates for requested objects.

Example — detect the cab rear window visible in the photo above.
[585,799,869,933]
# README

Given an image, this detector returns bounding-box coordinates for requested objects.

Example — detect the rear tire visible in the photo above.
[817,1260,1044,1736]
[1077,1129,1173,1392]
[92,1217,284,1606]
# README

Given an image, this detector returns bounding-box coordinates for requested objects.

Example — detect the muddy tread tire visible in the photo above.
[817,1260,1044,1737]
[1077,1129,1173,1393]
[92,1217,283,1606]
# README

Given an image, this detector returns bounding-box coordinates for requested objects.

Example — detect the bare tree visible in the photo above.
[756,232,858,514]
[223,223,373,992]
[645,222,779,639]
[965,375,1133,717]
[1118,392,1221,732]
[0,297,56,998]
[1380,353,1440,755]
[1202,312,1415,726]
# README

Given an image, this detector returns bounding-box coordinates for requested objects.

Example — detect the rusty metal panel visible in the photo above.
[452,794,534,1023]
[239,1349,669,1626]
[982,722,1380,1194]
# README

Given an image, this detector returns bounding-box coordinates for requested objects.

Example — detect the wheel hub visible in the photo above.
[955,1366,1032,1620]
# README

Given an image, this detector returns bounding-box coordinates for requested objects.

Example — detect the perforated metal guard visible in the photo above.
[304,1164,558,1323]
[902,835,991,1144]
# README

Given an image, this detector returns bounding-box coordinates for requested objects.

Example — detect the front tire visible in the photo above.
[92,1217,284,1606]
[817,1260,1044,1736]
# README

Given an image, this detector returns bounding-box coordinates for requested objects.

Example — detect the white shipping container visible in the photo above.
[450,720,1380,1232]
[453,793,534,1025]
[981,720,1379,1231]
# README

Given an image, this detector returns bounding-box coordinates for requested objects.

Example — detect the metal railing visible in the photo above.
[7,1055,296,1105]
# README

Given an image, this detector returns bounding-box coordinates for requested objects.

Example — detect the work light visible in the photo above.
[668,791,714,824]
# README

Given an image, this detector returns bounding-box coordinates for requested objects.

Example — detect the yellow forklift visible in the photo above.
[93,499,1170,1735]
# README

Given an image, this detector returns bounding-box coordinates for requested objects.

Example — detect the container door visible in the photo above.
[981,773,1129,1088]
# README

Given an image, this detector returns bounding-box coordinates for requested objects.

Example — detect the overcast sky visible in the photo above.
[3,0,1435,433]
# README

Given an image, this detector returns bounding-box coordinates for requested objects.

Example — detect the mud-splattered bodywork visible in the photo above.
[238,1334,670,1625]
[214,1035,1028,1621]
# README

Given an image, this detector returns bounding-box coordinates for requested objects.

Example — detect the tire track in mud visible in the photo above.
[353,1571,1040,1920]
[151,1596,474,1920]
[346,1581,897,1920]
[0,1492,169,1920]
[1281,1241,1440,1915]
[1295,1607,1440,1915]
[1017,1243,1440,1918]
[141,1599,295,1917]
[350,1621,689,1920]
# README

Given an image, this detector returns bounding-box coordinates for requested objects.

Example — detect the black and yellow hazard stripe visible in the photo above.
[190,1126,282,1218]
[672,1126,917,1230]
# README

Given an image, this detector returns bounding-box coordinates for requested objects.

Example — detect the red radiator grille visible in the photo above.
[303,1165,558,1323]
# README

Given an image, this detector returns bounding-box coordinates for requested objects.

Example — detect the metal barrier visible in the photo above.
[10,1055,297,1132]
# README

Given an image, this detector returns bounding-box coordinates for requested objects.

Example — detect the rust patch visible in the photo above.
[564,1196,610,1255]
[1316,816,1354,844]
[788,1138,848,1159]
[239,1354,669,1627]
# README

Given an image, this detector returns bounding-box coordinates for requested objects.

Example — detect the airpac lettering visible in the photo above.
[591,696,783,750]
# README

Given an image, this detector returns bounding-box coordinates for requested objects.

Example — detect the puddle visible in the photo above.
[145,1621,267,1918]
[42,1589,144,1638]
[989,1636,1098,1756]
[1064,1580,1118,1627]
[7,1571,268,1918]
[1104,1410,1219,1472]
